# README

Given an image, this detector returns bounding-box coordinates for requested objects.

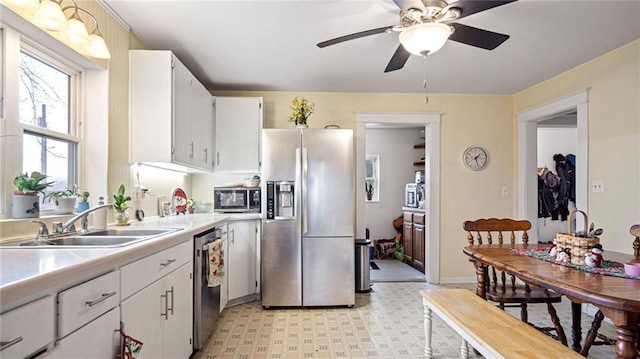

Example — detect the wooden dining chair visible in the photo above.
[463,218,567,346]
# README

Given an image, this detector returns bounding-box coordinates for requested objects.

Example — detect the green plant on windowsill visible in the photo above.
[45,184,79,204]
[113,185,131,212]
[13,171,55,195]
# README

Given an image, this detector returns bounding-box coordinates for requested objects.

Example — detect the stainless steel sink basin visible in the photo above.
[0,228,182,248]
[45,236,147,247]
[80,229,176,237]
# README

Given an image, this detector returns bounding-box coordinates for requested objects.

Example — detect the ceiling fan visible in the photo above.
[317,0,517,73]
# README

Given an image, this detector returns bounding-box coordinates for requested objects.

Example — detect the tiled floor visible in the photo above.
[194,282,618,359]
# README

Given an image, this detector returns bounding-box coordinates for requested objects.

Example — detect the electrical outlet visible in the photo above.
[501,186,508,197]
[592,180,604,193]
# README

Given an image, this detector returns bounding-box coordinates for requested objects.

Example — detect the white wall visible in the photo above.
[537,126,577,241]
[365,128,422,240]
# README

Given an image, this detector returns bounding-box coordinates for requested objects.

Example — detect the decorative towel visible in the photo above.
[511,247,640,280]
[207,238,224,287]
[121,331,143,359]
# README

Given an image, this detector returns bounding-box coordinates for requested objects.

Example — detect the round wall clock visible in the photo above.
[463,146,489,171]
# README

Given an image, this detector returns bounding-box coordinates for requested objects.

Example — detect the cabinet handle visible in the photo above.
[230,228,235,244]
[0,337,23,351]
[85,291,117,307]
[160,259,177,267]
[188,142,194,159]
[203,148,208,163]
[160,291,169,320]
[167,286,175,316]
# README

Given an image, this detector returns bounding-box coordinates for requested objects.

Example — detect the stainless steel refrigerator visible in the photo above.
[261,128,355,307]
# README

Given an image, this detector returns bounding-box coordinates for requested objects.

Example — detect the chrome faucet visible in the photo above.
[52,203,113,235]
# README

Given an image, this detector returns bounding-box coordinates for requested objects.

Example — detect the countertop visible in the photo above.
[0,213,260,312]
[402,207,426,212]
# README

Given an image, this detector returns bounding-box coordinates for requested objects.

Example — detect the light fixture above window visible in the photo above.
[399,22,453,56]
[32,0,69,31]
[2,0,111,59]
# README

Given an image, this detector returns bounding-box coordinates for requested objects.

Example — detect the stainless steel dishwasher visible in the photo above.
[193,226,225,350]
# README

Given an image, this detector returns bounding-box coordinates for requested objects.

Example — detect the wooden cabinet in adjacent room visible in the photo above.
[402,211,425,273]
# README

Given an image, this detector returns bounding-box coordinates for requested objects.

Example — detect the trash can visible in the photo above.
[355,239,372,293]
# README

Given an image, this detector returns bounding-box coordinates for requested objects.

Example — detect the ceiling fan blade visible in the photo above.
[384,45,411,73]
[392,0,427,13]
[449,23,510,50]
[450,0,518,20]
[317,26,394,48]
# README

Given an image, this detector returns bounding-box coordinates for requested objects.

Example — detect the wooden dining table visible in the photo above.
[463,244,640,359]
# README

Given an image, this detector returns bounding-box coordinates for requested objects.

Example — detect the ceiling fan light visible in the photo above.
[399,22,452,56]
[33,0,69,31]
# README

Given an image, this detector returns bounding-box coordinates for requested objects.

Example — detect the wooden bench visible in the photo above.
[420,289,583,359]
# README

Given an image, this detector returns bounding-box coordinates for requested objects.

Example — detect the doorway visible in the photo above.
[516,89,589,242]
[355,112,441,283]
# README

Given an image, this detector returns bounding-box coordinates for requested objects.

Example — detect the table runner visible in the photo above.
[510,247,640,280]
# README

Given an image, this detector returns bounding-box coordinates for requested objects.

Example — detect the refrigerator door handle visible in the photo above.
[295,147,302,234]
[302,147,308,234]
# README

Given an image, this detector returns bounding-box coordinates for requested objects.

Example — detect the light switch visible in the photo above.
[592,180,604,193]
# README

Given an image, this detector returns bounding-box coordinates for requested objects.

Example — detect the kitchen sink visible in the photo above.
[80,229,177,237]
[0,228,182,248]
[44,236,148,247]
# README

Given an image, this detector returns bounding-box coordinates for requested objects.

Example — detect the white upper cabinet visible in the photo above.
[130,50,214,172]
[213,97,263,173]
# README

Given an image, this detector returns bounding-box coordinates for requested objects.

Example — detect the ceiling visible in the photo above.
[102,0,640,94]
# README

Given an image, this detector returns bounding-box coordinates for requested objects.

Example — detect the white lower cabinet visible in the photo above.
[121,262,193,359]
[46,308,120,359]
[47,270,120,358]
[227,219,259,304]
[0,296,54,358]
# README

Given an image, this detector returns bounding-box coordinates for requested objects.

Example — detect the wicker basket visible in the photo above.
[555,210,599,265]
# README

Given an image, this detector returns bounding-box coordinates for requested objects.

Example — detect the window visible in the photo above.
[365,154,379,202]
[17,47,81,207]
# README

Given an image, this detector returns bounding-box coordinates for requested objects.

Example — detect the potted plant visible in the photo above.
[12,171,55,218]
[365,181,374,201]
[187,198,195,214]
[76,190,90,213]
[45,184,79,214]
[287,96,315,128]
[113,184,132,225]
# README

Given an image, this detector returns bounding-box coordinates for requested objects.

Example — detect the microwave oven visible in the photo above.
[213,187,261,213]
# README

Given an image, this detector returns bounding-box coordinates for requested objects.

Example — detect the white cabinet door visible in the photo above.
[172,55,194,167]
[122,261,193,359]
[228,220,258,301]
[163,263,193,359]
[130,50,213,172]
[121,280,165,359]
[213,97,263,172]
[47,308,120,359]
[191,79,214,171]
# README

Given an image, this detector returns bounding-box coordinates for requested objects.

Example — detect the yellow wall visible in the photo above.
[214,91,516,279]
[514,39,640,254]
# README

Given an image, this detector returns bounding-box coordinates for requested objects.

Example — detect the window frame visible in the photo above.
[2,25,85,217]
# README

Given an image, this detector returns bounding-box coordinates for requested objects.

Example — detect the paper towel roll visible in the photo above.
[93,207,107,230]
